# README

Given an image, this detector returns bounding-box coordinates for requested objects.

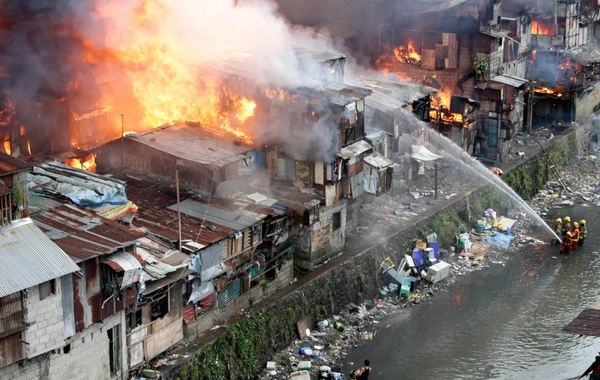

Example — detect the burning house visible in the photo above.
[525,0,600,127]
[354,0,530,160]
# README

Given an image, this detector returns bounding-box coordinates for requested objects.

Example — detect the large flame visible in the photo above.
[531,19,554,36]
[429,88,463,123]
[393,40,421,64]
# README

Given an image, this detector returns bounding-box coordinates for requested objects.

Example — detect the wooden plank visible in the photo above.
[435,44,448,70]
[421,49,436,70]
[443,33,458,69]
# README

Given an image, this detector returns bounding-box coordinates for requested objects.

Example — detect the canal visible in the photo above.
[346,204,600,380]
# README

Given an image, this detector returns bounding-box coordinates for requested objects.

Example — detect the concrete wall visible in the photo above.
[24,277,68,358]
[0,312,127,380]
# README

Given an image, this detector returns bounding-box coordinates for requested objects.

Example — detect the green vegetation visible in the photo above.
[504,146,567,200]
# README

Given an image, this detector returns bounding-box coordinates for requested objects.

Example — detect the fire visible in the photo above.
[65,154,97,172]
[393,40,421,64]
[3,141,10,156]
[531,19,554,36]
[429,88,463,123]
[535,86,563,97]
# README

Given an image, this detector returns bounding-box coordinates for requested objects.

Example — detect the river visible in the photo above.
[346,204,600,380]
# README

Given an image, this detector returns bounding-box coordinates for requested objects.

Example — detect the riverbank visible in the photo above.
[151,121,591,380]
[258,138,600,380]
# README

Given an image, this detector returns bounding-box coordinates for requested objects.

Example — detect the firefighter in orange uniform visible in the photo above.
[579,220,587,246]
[560,231,573,254]
[571,222,580,250]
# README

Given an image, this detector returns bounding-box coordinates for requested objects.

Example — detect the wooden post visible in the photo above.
[434,161,438,200]
[176,170,182,252]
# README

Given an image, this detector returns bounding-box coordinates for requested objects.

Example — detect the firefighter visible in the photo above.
[552,218,563,245]
[579,220,587,246]
[560,231,573,254]
[571,222,580,250]
[562,216,571,238]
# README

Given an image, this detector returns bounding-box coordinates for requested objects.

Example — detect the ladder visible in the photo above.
[537,141,570,193]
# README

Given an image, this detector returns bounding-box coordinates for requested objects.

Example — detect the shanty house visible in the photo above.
[0,218,80,378]
[95,124,252,196]
[32,205,146,379]
[0,152,31,223]
[526,0,600,127]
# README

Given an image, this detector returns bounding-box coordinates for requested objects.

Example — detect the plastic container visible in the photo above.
[299,347,312,357]
[333,321,345,332]
[474,220,485,233]
[379,289,388,299]
[506,227,511,236]
[298,361,312,371]
[317,320,329,332]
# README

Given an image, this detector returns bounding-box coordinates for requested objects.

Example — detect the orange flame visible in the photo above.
[65,154,97,172]
[531,19,554,36]
[3,141,10,155]
[430,88,463,123]
[535,86,562,97]
[393,40,421,64]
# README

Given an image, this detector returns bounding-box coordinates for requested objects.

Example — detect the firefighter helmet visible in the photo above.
[564,216,571,222]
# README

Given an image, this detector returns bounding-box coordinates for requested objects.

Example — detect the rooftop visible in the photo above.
[32,204,144,263]
[358,78,437,105]
[126,185,234,246]
[0,151,32,176]
[0,218,80,297]
[112,124,251,169]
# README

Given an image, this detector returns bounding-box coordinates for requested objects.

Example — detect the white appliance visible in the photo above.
[428,261,451,283]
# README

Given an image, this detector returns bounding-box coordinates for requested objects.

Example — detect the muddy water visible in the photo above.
[346,205,600,380]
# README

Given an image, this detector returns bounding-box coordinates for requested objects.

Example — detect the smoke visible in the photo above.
[0,0,356,158]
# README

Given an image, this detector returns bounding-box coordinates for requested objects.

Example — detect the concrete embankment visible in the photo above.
[168,123,591,380]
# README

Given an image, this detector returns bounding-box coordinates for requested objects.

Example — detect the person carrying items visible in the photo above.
[552,218,563,245]
[572,222,580,250]
[580,220,587,246]
[563,216,572,238]
[350,360,372,379]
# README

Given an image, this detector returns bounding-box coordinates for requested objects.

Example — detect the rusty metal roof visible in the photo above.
[0,218,80,297]
[0,179,11,196]
[170,198,266,231]
[126,186,234,246]
[32,204,144,263]
[0,151,32,175]
[563,299,600,337]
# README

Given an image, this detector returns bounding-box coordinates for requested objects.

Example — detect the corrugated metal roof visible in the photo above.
[293,46,346,62]
[0,218,80,297]
[563,299,600,337]
[126,186,234,245]
[359,78,438,104]
[366,90,407,113]
[170,198,264,231]
[364,153,394,169]
[123,124,250,169]
[0,179,11,196]
[0,152,32,175]
[491,74,529,88]
[339,139,373,159]
[32,204,144,263]
[564,45,600,66]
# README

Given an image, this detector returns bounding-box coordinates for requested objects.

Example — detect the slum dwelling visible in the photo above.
[370,0,531,160]
[527,0,600,129]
